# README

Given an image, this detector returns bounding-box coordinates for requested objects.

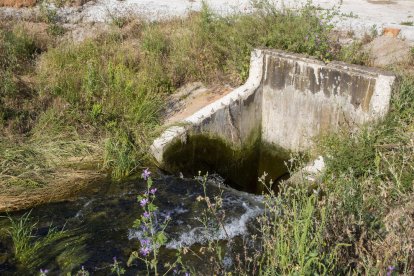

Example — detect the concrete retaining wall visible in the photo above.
[261,50,395,151]
[151,49,395,166]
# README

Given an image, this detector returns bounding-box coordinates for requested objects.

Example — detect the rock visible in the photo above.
[0,0,36,8]
[383,27,401,38]
[364,36,413,67]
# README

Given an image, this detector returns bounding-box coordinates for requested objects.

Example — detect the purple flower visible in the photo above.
[185,272,190,276]
[140,238,150,246]
[140,198,149,207]
[140,246,151,256]
[143,211,150,218]
[40,269,49,275]
[141,168,151,180]
[387,266,395,276]
[150,188,157,195]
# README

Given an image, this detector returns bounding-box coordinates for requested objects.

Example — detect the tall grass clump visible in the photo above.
[316,74,414,274]
[5,212,69,270]
[37,34,163,178]
[0,27,39,132]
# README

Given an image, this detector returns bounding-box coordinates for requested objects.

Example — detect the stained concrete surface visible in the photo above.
[151,49,395,167]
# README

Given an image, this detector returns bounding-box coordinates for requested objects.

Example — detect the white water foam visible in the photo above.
[165,202,262,249]
[128,204,190,240]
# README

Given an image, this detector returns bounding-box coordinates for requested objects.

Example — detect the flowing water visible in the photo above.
[0,174,264,275]
[0,134,293,275]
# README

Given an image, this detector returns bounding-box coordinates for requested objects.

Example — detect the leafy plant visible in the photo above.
[6,211,68,269]
[128,168,177,275]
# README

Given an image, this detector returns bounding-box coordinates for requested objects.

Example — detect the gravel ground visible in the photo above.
[1,0,414,40]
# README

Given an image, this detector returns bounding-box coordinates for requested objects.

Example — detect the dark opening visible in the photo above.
[162,134,292,194]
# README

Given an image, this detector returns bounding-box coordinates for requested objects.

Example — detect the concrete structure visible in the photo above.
[151,49,395,169]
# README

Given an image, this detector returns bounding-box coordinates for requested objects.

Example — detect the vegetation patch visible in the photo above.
[1,0,413,274]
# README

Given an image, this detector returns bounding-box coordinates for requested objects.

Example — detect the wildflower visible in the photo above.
[150,188,157,195]
[141,168,151,180]
[387,266,395,276]
[185,272,190,276]
[140,198,149,207]
[143,211,150,218]
[140,246,151,256]
[140,238,150,245]
[40,269,49,276]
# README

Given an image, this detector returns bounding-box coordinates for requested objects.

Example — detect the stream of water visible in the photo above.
[0,174,264,275]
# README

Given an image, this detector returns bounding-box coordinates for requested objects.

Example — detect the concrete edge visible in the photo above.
[260,48,396,77]
[150,49,265,165]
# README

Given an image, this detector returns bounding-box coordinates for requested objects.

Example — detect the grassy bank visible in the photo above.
[0,1,342,187]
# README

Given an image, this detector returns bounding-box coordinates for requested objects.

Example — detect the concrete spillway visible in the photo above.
[151,49,395,186]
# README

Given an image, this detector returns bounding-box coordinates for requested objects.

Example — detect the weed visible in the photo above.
[339,41,370,65]
[6,212,69,270]
[400,21,414,26]
[128,168,179,275]
[39,3,65,36]
[316,74,414,273]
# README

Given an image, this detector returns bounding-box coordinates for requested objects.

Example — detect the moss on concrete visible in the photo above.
[162,132,293,194]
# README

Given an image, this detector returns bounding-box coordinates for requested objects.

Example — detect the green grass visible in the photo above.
[257,177,339,275]
[314,74,414,274]
[0,1,413,274]
[400,21,414,26]
[6,212,67,269]
[2,212,89,273]
[1,0,341,182]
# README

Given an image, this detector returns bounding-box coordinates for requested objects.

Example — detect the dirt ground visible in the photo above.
[0,0,35,8]
[1,0,413,41]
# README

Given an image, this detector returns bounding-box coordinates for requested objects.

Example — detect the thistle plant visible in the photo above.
[128,168,173,275]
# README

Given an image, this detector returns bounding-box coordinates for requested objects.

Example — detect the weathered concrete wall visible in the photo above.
[261,50,395,151]
[151,49,395,167]
[151,50,264,164]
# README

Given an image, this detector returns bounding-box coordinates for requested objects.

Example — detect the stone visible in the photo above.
[364,36,413,67]
[383,27,401,38]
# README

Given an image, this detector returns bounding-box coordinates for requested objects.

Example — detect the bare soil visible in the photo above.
[165,82,234,125]
[0,0,36,8]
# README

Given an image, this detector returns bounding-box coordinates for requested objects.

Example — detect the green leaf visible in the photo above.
[155,232,167,245]
[133,218,141,228]
[148,203,158,212]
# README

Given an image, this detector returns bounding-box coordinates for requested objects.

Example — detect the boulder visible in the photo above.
[364,36,413,67]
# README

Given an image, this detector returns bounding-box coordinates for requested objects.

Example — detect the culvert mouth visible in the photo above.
[162,134,293,194]
[151,49,395,193]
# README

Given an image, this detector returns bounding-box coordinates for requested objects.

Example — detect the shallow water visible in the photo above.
[0,174,264,275]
